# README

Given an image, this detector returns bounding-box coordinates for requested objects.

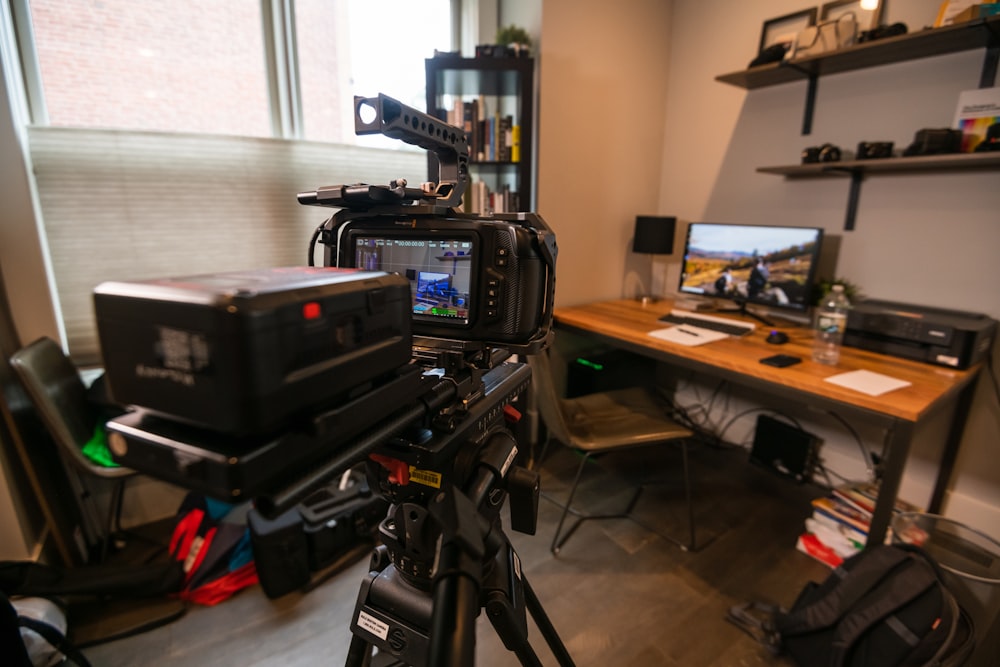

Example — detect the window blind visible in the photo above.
[26,126,424,363]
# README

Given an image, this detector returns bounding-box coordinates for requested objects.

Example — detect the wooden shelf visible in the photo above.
[758,152,1000,231]
[757,152,1000,176]
[717,16,1000,90]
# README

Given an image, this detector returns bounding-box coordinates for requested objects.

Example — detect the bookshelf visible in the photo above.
[425,56,535,213]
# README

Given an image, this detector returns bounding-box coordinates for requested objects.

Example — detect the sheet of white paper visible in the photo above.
[824,369,912,396]
[647,325,729,346]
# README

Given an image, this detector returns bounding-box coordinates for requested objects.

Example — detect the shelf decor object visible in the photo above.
[820,0,884,31]
[759,8,819,54]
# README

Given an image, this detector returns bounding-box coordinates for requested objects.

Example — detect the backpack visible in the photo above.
[2,592,91,667]
[727,544,975,667]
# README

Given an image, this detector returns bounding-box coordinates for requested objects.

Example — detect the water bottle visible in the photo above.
[812,284,850,365]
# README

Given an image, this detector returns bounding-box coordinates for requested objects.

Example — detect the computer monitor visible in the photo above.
[678,222,823,320]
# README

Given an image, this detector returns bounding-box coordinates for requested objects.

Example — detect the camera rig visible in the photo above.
[95,94,572,666]
[298,93,471,211]
[300,94,557,361]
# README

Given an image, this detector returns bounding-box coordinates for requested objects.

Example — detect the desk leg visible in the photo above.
[869,419,913,547]
[928,378,978,513]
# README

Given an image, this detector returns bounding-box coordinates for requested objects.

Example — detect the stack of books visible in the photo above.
[462,180,520,214]
[796,482,922,568]
[441,98,521,163]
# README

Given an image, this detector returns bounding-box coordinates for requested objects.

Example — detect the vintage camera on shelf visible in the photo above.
[974,122,1000,152]
[856,141,894,160]
[903,128,963,156]
[858,22,907,44]
[802,142,843,164]
[94,93,564,665]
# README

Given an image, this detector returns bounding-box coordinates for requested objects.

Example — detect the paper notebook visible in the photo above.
[647,326,729,346]
[824,369,911,396]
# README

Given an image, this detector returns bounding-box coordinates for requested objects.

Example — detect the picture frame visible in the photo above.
[759,9,818,54]
[820,0,884,31]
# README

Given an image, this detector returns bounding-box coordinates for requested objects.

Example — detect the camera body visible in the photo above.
[329,210,553,352]
[857,141,894,160]
[802,143,842,164]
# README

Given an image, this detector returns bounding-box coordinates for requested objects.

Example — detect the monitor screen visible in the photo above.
[678,222,823,312]
[353,236,473,323]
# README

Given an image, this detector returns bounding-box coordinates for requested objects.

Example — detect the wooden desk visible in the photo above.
[553,299,982,546]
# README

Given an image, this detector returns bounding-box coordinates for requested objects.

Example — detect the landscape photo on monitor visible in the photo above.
[679,223,822,310]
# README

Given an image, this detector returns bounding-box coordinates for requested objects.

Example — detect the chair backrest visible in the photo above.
[10,337,104,473]
[526,350,573,446]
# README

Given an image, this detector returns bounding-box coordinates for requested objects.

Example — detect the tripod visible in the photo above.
[344,430,576,667]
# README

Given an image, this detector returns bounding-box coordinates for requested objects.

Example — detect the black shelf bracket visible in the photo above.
[845,169,864,231]
[803,74,818,135]
[822,166,865,231]
[981,36,999,87]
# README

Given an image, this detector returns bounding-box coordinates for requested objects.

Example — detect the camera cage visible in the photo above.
[298,94,557,358]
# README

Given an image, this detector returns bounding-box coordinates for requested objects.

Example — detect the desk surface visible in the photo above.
[553,299,977,423]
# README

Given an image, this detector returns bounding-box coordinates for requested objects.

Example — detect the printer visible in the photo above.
[844,299,997,370]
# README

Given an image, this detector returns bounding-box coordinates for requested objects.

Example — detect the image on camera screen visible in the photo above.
[355,237,473,324]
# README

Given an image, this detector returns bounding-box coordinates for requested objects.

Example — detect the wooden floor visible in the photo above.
[81,440,830,666]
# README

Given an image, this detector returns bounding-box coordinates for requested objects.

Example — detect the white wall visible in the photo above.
[538,0,1000,536]
[537,0,674,305]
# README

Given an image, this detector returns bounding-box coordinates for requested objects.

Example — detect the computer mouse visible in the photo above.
[766,330,789,345]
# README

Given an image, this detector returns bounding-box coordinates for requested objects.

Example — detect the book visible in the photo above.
[952,87,1000,152]
[796,532,844,568]
[805,517,863,556]
[844,482,923,515]
[809,511,867,549]
[811,496,871,533]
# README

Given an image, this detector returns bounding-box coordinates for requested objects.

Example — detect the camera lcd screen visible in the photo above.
[678,222,823,313]
[354,236,474,325]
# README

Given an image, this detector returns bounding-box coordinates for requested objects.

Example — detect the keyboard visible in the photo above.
[658,309,755,337]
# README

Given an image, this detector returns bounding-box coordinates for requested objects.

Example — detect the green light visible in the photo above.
[575,357,603,371]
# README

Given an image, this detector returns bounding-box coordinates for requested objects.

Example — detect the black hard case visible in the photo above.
[94,267,412,434]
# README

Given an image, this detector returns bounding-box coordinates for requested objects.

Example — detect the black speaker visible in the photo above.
[632,216,676,255]
[749,415,818,483]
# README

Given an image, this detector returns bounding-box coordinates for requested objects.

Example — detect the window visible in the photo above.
[26,0,453,142]
[13,0,454,360]
[310,0,452,146]
[28,0,272,136]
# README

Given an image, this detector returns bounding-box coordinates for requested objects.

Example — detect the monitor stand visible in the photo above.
[714,299,775,327]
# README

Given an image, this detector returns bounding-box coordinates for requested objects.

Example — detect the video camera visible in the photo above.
[94,93,568,667]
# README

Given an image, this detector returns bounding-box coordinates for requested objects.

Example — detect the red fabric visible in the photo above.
[170,508,205,559]
[180,562,259,606]
[169,498,257,605]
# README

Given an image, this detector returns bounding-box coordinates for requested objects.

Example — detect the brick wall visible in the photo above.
[30,0,276,137]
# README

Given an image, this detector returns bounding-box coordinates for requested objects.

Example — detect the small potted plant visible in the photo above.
[812,277,862,306]
[496,25,532,57]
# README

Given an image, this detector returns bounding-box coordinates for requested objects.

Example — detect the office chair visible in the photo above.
[10,336,135,562]
[528,349,698,554]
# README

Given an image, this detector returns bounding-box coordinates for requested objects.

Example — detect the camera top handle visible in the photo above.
[297,94,470,210]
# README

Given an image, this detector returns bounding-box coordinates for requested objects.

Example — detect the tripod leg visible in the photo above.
[345,633,374,667]
[485,590,545,667]
[521,575,576,667]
